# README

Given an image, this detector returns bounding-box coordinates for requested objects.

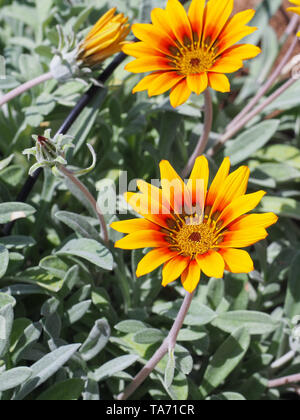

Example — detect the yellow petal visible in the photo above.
[125,57,171,73]
[186,73,208,95]
[85,8,117,41]
[196,250,225,278]
[115,230,167,250]
[228,213,278,231]
[162,256,190,286]
[223,44,262,61]
[122,42,165,58]
[147,72,185,97]
[136,248,177,277]
[111,218,159,234]
[132,73,163,94]
[208,73,230,92]
[136,179,172,214]
[218,227,268,248]
[181,259,201,293]
[210,56,244,74]
[169,78,191,107]
[219,248,254,273]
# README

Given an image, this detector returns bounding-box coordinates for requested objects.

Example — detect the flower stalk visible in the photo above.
[268,372,300,388]
[117,291,195,400]
[208,76,297,156]
[226,21,299,133]
[0,72,53,108]
[183,89,213,178]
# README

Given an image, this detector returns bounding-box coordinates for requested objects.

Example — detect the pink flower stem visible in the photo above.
[182,89,213,178]
[268,373,300,388]
[208,76,296,157]
[117,291,195,400]
[59,165,109,244]
[226,27,299,133]
[0,72,53,107]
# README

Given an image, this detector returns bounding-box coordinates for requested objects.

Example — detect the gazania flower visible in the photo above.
[77,7,130,67]
[111,157,278,293]
[287,1,300,36]
[122,0,261,107]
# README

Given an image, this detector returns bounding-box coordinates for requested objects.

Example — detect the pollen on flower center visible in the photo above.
[175,48,216,75]
[169,222,216,257]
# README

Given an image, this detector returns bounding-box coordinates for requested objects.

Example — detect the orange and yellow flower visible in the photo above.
[111,157,278,293]
[287,1,300,36]
[78,8,130,67]
[122,0,261,108]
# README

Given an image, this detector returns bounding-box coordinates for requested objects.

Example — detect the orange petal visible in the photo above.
[202,0,234,47]
[160,160,192,215]
[210,166,250,218]
[206,157,231,208]
[169,78,191,107]
[111,218,160,234]
[151,7,178,44]
[136,179,173,214]
[196,250,225,278]
[125,192,171,229]
[162,255,190,286]
[219,248,254,273]
[136,248,177,277]
[187,155,209,216]
[218,190,266,229]
[115,230,167,250]
[186,73,208,95]
[188,0,205,45]
[217,9,257,54]
[181,259,201,293]
[208,73,230,92]
[165,0,193,46]
[131,23,176,56]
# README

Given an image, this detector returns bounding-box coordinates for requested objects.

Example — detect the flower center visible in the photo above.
[164,215,219,258]
[169,37,218,75]
[175,222,216,256]
[178,49,216,75]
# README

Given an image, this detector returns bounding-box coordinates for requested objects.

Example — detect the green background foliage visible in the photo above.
[0,0,299,400]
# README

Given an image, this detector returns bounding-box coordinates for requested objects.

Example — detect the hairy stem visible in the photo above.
[59,165,109,244]
[208,76,296,156]
[227,31,299,133]
[182,89,213,178]
[0,72,53,107]
[268,373,300,388]
[117,291,195,400]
